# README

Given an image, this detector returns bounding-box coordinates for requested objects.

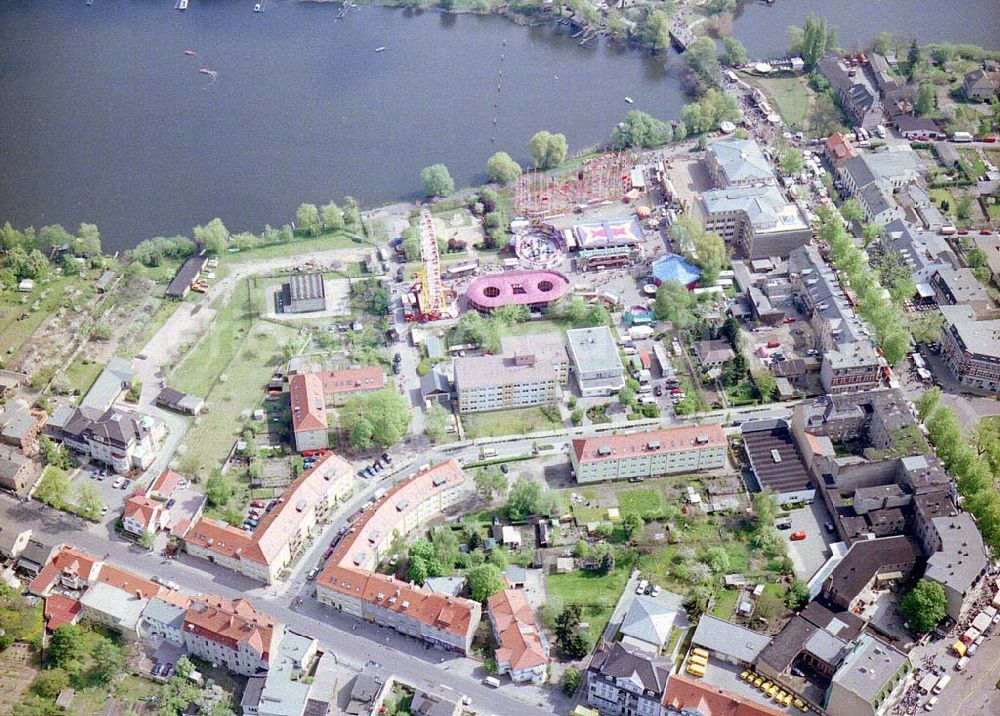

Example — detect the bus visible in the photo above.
[689,654,708,667]
[692,648,710,659]
[686,663,706,677]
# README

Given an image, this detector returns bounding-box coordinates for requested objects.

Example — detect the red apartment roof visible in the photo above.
[94,563,163,599]
[289,368,386,438]
[150,469,184,498]
[315,460,478,639]
[123,494,162,531]
[573,424,727,465]
[318,366,385,395]
[289,373,327,434]
[663,674,786,715]
[186,452,354,567]
[44,595,82,630]
[487,589,548,671]
[183,594,275,663]
[29,546,101,595]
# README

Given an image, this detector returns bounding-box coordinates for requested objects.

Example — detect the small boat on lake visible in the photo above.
[375,47,387,53]
[184,50,197,56]
[624,96,634,104]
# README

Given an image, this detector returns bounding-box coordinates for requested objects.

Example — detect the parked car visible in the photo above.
[790,531,807,541]
[165,499,176,509]
[381,452,392,463]
[306,567,320,581]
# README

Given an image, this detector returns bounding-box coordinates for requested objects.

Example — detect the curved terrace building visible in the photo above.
[314,460,481,653]
[465,270,570,314]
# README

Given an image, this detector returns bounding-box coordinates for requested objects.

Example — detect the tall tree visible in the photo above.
[528,131,568,170]
[321,202,345,231]
[486,152,522,185]
[420,164,455,197]
[900,580,947,633]
[194,217,230,253]
[721,37,747,67]
[467,563,504,602]
[75,223,102,257]
[641,9,672,52]
[612,111,672,148]
[799,15,831,68]
[915,83,935,116]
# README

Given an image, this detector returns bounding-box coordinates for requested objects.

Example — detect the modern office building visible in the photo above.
[700,185,811,259]
[570,424,727,484]
[705,139,775,188]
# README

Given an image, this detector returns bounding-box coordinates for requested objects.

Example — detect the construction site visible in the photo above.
[402,207,459,322]
[513,152,637,219]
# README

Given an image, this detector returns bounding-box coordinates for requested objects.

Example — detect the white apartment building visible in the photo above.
[571,424,728,484]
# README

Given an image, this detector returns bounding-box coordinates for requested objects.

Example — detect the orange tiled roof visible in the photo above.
[663,674,787,715]
[186,452,353,567]
[123,494,161,530]
[315,460,478,639]
[487,589,548,672]
[150,469,184,498]
[183,594,276,663]
[289,373,327,433]
[28,546,101,594]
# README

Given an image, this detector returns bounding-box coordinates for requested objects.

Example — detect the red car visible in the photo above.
[790,531,807,541]
[250,500,267,509]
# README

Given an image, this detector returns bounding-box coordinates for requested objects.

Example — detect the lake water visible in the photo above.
[732,0,1000,58]
[0,1,686,252]
[0,0,996,252]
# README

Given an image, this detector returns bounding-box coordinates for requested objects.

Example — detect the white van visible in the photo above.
[955,656,970,671]
[483,676,500,688]
[932,674,951,694]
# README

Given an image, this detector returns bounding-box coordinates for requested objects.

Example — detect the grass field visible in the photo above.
[461,406,563,438]
[710,589,740,619]
[750,76,813,132]
[171,277,302,475]
[225,231,359,266]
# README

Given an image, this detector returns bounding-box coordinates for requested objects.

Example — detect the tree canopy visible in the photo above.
[654,280,697,329]
[721,37,747,67]
[421,164,455,197]
[682,37,722,90]
[528,131,568,170]
[900,580,947,633]
[340,389,411,447]
[193,217,229,253]
[612,111,672,148]
[506,479,559,521]
[486,151,523,184]
[467,563,505,602]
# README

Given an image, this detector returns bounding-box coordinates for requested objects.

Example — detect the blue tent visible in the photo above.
[652,254,701,288]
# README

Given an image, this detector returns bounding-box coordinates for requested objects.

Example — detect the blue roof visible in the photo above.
[652,254,701,286]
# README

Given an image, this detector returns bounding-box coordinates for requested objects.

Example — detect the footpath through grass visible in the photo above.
[171,277,300,475]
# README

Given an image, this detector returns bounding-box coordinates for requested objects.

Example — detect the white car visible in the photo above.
[925,696,937,711]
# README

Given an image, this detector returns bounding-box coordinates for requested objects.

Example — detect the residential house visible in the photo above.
[122,494,169,538]
[931,268,993,316]
[893,116,946,141]
[586,641,670,716]
[15,539,61,577]
[185,452,355,583]
[825,132,858,165]
[79,581,150,640]
[962,68,997,101]
[662,674,786,716]
[817,54,884,130]
[240,631,337,716]
[141,595,191,646]
[0,526,32,560]
[487,589,548,684]
[45,406,157,473]
[80,358,134,411]
[619,595,677,656]
[824,634,911,716]
[289,367,386,451]
[183,594,281,676]
[0,400,44,453]
[0,446,40,495]
[571,424,727,484]
[694,340,734,368]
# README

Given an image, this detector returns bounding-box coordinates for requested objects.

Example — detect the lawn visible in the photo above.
[749,76,812,133]
[710,589,740,619]
[547,561,634,643]
[62,358,104,396]
[461,406,563,439]
[617,488,666,521]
